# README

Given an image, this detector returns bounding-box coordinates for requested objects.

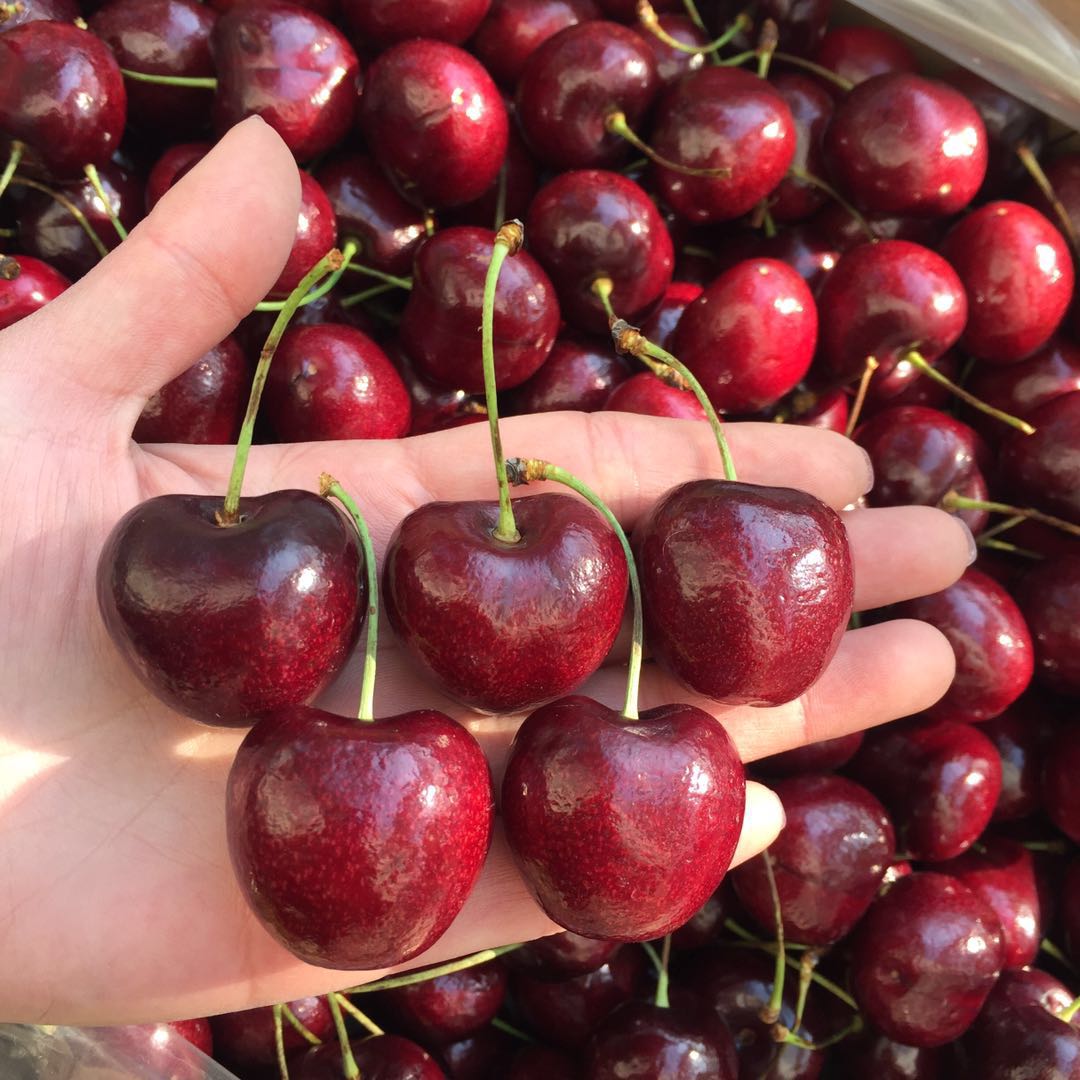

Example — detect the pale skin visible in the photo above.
[0,119,973,1026]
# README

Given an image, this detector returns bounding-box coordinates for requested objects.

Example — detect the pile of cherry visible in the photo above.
[4,0,1080,1075]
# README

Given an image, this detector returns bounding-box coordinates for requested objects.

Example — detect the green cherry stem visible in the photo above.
[787,164,875,241]
[1041,938,1078,974]
[756,18,778,79]
[333,992,384,1036]
[776,1013,863,1052]
[83,163,127,241]
[491,1016,536,1043]
[791,949,820,1032]
[978,538,1044,559]
[218,247,342,525]
[506,458,643,720]
[255,238,359,312]
[845,356,879,437]
[942,491,1080,540]
[773,51,854,91]
[638,0,750,54]
[0,139,23,201]
[761,849,786,1025]
[342,261,413,290]
[327,994,361,1080]
[649,935,673,1009]
[340,281,400,308]
[281,1003,324,1046]
[7,175,109,259]
[679,0,709,34]
[1057,995,1080,1024]
[1017,143,1079,251]
[604,111,732,178]
[120,67,217,89]
[320,475,379,723]
[978,513,1028,542]
[345,943,525,994]
[272,1005,290,1080]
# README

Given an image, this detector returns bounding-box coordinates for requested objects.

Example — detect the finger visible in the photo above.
[731,782,785,867]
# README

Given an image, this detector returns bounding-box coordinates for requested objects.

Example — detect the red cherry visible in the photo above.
[145,141,211,211]
[604,372,706,420]
[812,24,916,93]
[769,72,835,222]
[268,171,337,299]
[639,14,708,89]
[1015,552,1080,698]
[340,0,492,48]
[506,333,630,414]
[0,254,69,330]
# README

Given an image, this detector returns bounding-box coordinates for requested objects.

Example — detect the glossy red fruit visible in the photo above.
[211,996,333,1068]
[637,281,702,353]
[1015,552,1080,697]
[851,873,1004,1047]
[502,696,745,940]
[399,226,559,392]
[382,961,507,1046]
[0,0,79,30]
[634,480,853,706]
[669,888,728,951]
[506,333,629,414]
[1044,725,1080,844]
[673,258,817,413]
[757,224,841,295]
[862,348,958,418]
[757,0,831,56]
[982,697,1052,821]
[755,731,863,776]
[211,2,360,160]
[640,14,708,88]
[849,717,1002,862]
[97,491,363,725]
[651,67,797,224]
[437,1026,518,1077]
[0,20,126,175]
[449,127,540,230]
[895,568,1033,723]
[825,74,987,215]
[145,141,210,211]
[228,705,493,968]
[383,495,627,713]
[134,336,248,445]
[266,171,336,299]
[769,73,835,222]
[731,774,894,945]
[104,1019,215,1071]
[506,931,620,980]
[0,254,69,330]
[293,1033,446,1079]
[786,385,850,432]
[341,0,491,47]
[812,24,916,92]
[360,40,507,209]
[604,372,706,420]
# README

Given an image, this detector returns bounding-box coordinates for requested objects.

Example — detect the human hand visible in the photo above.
[0,118,972,1025]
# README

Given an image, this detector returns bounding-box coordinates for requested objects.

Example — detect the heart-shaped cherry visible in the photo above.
[0,253,69,330]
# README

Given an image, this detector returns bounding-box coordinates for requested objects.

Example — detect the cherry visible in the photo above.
[145,141,210,211]
[848,717,1002,862]
[387,343,487,436]
[731,774,894,945]
[98,490,364,725]
[526,169,673,334]
[633,480,853,706]
[471,0,600,89]
[639,13,708,89]
[638,281,703,353]
[208,0,339,14]
[851,872,1004,1047]
[811,201,949,253]
[1015,552,1080,697]
[0,0,79,31]
[211,2,360,160]
[756,0,831,57]
[448,128,541,231]
[134,335,249,445]
[981,696,1053,822]
[0,20,126,176]
[754,731,863,776]
[594,0,679,16]
[505,930,621,980]
[860,349,958,417]
[293,1033,446,1079]
[516,21,658,171]
[833,1029,945,1079]
[669,887,728,951]
[757,223,841,295]
[506,333,630,414]
[650,67,797,224]
[162,1019,213,1056]
[437,1025,518,1078]
[1043,723,1080,845]
[228,704,493,968]
[508,1044,579,1079]
[673,258,817,413]
[1022,152,1080,236]
[783,385,850,431]
[0,253,69,330]
[340,0,491,48]
[360,40,508,209]
[812,24,916,92]
[1065,858,1080,966]
[211,995,333,1069]
[267,170,336,299]
[824,73,987,215]
[400,226,560,392]
[90,0,216,139]
[769,73,835,223]
[101,1020,217,1074]
[604,371,707,419]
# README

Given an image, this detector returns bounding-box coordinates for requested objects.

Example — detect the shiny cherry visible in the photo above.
[1015,552,1080,697]
[293,1033,446,1079]
[757,223,841,295]
[506,333,629,414]
[769,73,835,222]
[341,0,491,48]
[0,254,69,330]
[268,170,336,298]
[387,343,487,435]
[833,1029,945,1080]
[812,24,916,92]
[640,13,708,89]
[860,350,958,417]
[982,695,1054,821]
[757,0,832,56]
[145,141,210,210]
[604,372,707,419]
[505,930,621,980]
[211,996,333,1069]
[638,281,703,353]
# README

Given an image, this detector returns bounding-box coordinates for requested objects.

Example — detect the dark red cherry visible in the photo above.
[0,253,69,330]
[502,695,745,940]
[341,0,491,48]
[508,1044,578,1080]
[90,0,216,138]
[673,258,817,413]
[858,346,953,417]
[134,336,248,445]
[383,494,627,713]
[638,281,702,353]
[593,0,679,16]
[811,201,949,253]
[824,73,988,215]
[633,480,853,706]
[1015,552,1080,697]
[399,225,559,392]
[471,0,600,89]
[506,333,629,414]
[360,40,507,209]
[0,0,79,31]
[982,696,1053,821]
[211,996,333,1069]
[97,490,363,725]
[438,1026,518,1078]
[650,67,797,224]
[816,240,967,382]
[849,717,1002,862]
[812,25,916,92]
[940,201,1074,364]
[506,930,621,980]
[757,224,841,295]
[1044,724,1080,844]
[268,170,336,299]
[785,385,850,432]
[526,169,673,333]
[211,2,360,160]
[604,372,707,419]
[756,0,831,57]
[263,323,411,441]
[769,73,835,223]
[293,1033,446,1079]
[0,20,126,175]
[145,141,210,211]
[755,731,863,776]
[833,1029,945,1080]
[640,14,708,89]
[387,343,487,435]
[669,887,728,951]
[851,872,1004,1047]
[516,21,658,171]
[448,128,540,230]
[1022,152,1080,236]
[732,774,894,945]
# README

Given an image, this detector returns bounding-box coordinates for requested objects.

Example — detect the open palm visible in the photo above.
[0,120,972,1026]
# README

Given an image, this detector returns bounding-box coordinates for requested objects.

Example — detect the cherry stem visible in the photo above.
[1057,995,1080,1024]
[0,139,23,201]
[903,349,1035,434]
[491,1016,536,1043]
[340,281,399,308]
[327,994,360,1080]
[762,849,786,1025]
[772,51,854,91]
[978,513,1028,542]
[638,1,751,55]
[281,1003,323,1046]
[845,356,879,437]
[506,457,642,718]
[483,221,525,545]
[942,492,1080,540]
[792,949,819,1032]
[604,111,732,179]
[680,0,709,34]
[120,67,217,89]
[1017,143,1079,250]
[7,175,109,259]
[320,476,379,724]
[1041,938,1078,974]
[272,1005,290,1080]
[493,162,509,234]
[255,238,358,312]
[83,163,127,241]
[345,943,524,994]
[342,262,413,290]
[1024,839,1069,853]
[756,18,778,79]
[219,248,342,526]
[0,255,17,280]
[978,537,1043,560]
[333,992,384,1037]
[776,1013,863,1051]
[719,48,757,67]
[641,935,673,1009]
[787,165,875,241]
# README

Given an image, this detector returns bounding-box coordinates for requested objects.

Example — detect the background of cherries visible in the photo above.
[3,0,1080,1076]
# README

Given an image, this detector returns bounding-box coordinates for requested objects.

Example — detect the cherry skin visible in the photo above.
[851,872,1004,1048]
[502,696,745,940]
[669,887,728,951]
[825,73,987,216]
[849,717,1002,862]
[1023,152,1080,236]
[982,696,1053,822]
[211,2,360,160]
[650,67,797,224]
[784,385,850,432]
[640,14,708,89]
[0,0,79,31]
[508,1044,578,1080]
[262,323,411,441]
[360,40,508,209]
[387,343,487,436]
[731,774,894,945]
[1043,724,1080,844]
[145,141,211,211]
[812,24,916,92]
[227,704,493,969]
[293,1034,445,1079]
[437,1026,518,1078]
[673,258,818,413]
[340,0,491,48]
[0,254,69,331]
[399,226,560,392]
[97,490,364,725]
[833,1030,944,1080]
[754,730,863,776]
[526,169,673,334]
[211,996,333,1069]
[638,281,703,353]
[633,480,853,706]
[505,333,630,414]
[448,127,540,231]
[756,0,832,57]
[757,224,841,295]
[604,372,707,420]
[1015,552,1080,697]
[0,20,126,176]
[209,0,339,14]
[383,494,627,714]
[134,335,248,445]
[505,930,620,980]
[267,170,336,299]
[769,73,835,223]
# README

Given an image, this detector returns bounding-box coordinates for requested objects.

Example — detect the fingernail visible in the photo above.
[956,516,977,566]
[858,444,874,495]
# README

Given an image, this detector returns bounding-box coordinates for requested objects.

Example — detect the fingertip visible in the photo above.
[888,617,958,709]
[731,781,785,868]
